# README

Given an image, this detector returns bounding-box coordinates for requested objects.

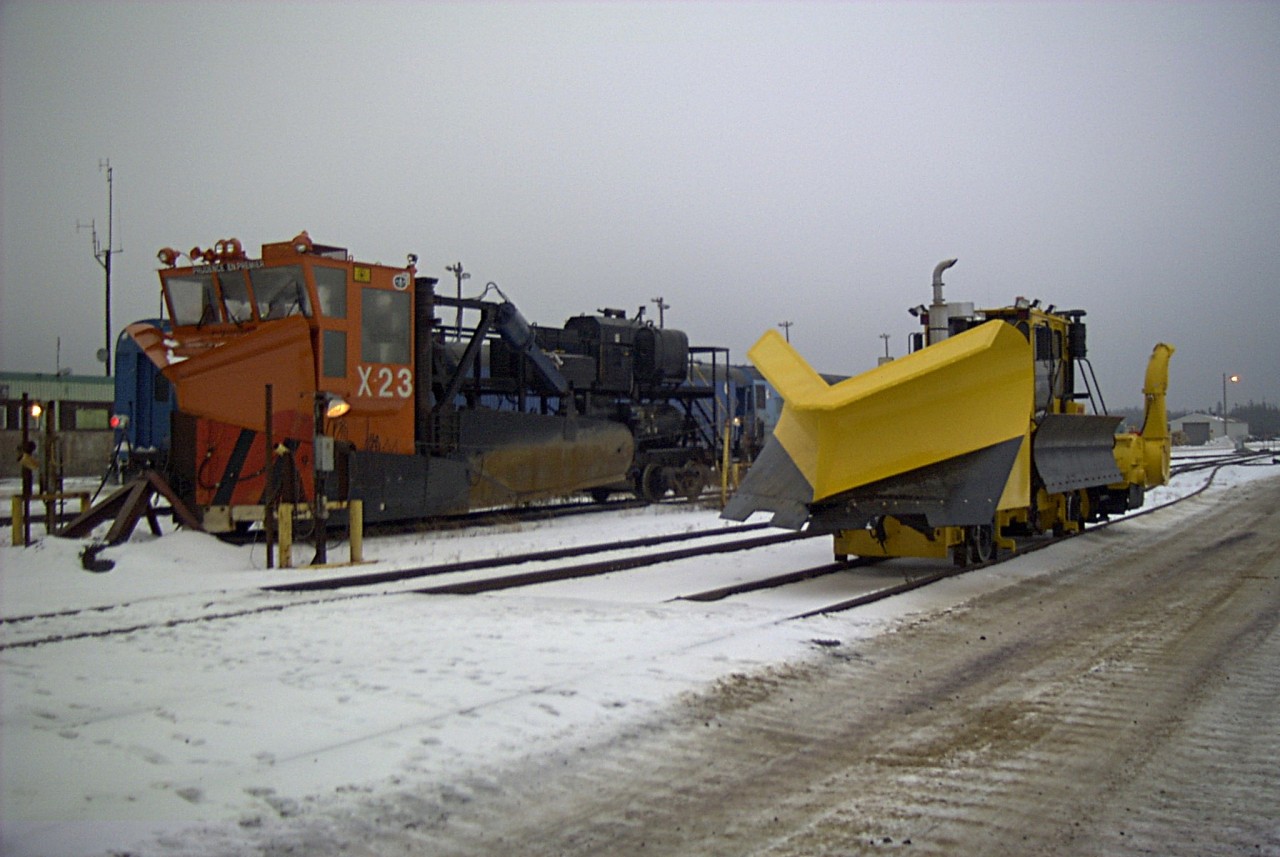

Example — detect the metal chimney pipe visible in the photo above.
[928,258,958,345]
[931,258,957,305]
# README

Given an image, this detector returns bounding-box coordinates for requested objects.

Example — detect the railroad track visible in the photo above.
[0,524,809,650]
[5,455,1275,651]
[1169,448,1277,475]
[772,450,1280,620]
[264,522,797,594]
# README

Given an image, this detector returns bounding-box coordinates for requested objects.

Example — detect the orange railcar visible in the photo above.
[127,233,641,532]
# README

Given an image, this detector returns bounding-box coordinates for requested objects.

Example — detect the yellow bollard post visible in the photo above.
[279,503,293,569]
[349,499,363,564]
[11,497,22,547]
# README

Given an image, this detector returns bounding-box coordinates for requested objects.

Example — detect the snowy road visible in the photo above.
[2,457,1278,856]
[418,473,1280,857]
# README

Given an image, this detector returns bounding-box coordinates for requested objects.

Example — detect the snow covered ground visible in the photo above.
[1,444,1276,857]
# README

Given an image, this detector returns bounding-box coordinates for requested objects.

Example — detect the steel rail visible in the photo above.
[0,527,801,648]
[265,522,774,593]
[6,457,1274,649]
[675,557,880,602]
[410,530,818,596]
[785,455,1278,620]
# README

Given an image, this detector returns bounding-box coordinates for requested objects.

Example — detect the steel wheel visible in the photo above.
[640,464,669,502]
[968,523,996,564]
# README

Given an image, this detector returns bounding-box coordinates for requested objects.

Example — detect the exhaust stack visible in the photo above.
[927,258,959,345]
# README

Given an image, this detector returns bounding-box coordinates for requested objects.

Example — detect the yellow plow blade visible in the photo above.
[762,322,1031,501]
[726,322,1033,528]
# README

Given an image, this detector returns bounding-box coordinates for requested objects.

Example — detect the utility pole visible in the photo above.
[650,296,669,328]
[778,320,793,343]
[445,262,469,340]
[79,160,121,376]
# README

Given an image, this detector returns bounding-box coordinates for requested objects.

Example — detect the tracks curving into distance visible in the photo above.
[683,449,1280,620]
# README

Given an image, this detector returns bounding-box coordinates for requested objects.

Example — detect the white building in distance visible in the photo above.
[1169,412,1250,446]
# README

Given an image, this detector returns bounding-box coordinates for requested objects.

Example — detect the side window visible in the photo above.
[216,270,255,323]
[322,330,347,378]
[314,266,347,318]
[166,274,220,325]
[250,265,312,319]
[1034,326,1053,361]
[72,404,110,430]
[361,288,410,364]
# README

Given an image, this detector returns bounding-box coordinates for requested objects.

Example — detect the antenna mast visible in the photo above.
[79,160,121,376]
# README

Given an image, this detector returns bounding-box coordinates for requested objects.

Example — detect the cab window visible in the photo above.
[314,266,347,318]
[1035,326,1054,361]
[361,288,410,364]
[322,330,347,378]
[216,270,255,323]
[251,265,312,319]
[166,274,221,326]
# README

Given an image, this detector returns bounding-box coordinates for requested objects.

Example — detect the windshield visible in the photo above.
[216,270,255,324]
[166,274,221,326]
[251,265,312,320]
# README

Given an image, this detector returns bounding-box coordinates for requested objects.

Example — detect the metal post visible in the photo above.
[78,163,120,376]
[349,499,363,564]
[264,384,275,569]
[446,262,469,340]
[42,404,55,535]
[20,393,33,547]
[721,421,731,508]
[104,165,113,377]
[313,394,328,565]
[651,296,669,328]
[1223,373,1239,442]
[10,497,21,546]
[279,503,293,569]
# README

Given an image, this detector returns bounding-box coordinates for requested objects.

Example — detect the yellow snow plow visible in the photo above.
[724,259,1173,565]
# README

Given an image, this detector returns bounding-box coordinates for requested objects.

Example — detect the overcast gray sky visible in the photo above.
[2,1,1277,413]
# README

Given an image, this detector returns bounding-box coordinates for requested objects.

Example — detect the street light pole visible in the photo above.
[1222,372,1240,441]
[778,320,793,343]
[445,262,469,340]
[650,296,669,328]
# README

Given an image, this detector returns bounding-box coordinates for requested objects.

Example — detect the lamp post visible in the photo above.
[445,262,469,340]
[778,320,793,343]
[1222,372,1240,442]
[650,296,669,328]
